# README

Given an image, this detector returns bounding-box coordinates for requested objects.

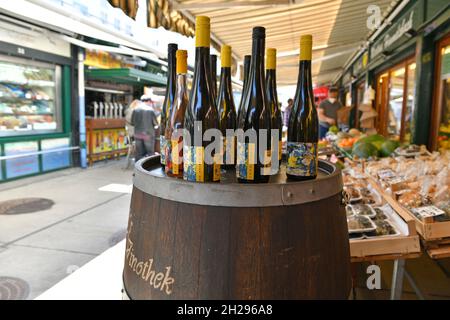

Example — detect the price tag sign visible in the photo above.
[412,206,445,218]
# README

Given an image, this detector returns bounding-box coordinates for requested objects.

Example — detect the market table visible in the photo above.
[345,167,423,300]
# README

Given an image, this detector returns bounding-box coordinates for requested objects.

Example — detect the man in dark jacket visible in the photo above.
[131,95,158,160]
[318,87,342,139]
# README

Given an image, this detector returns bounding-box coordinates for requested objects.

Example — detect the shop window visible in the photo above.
[0,55,62,137]
[403,63,416,143]
[355,82,365,128]
[375,58,415,142]
[387,66,405,137]
[431,34,450,150]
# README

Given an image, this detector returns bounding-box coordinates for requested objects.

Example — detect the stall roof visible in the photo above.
[85,68,167,87]
[171,0,399,86]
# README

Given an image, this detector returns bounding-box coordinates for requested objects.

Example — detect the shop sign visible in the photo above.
[353,52,369,76]
[85,50,123,69]
[370,4,419,59]
[5,141,39,179]
[41,138,71,172]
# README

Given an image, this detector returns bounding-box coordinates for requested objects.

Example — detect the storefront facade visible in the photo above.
[0,19,74,181]
[337,0,450,150]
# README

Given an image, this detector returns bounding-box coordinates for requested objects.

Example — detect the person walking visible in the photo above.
[283,98,293,127]
[124,99,141,139]
[318,87,342,139]
[131,95,159,161]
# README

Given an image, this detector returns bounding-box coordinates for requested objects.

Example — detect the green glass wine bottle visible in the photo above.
[160,43,178,169]
[217,45,237,168]
[236,27,271,183]
[183,16,221,183]
[287,35,319,181]
[266,48,282,169]
[237,55,251,122]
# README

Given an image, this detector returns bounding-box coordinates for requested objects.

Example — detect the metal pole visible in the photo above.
[390,259,406,300]
[404,270,425,300]
[78,48,87,168]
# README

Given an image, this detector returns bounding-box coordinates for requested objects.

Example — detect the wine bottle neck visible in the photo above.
[296,60,313,92]
[220,67,232,89]
[176,73,187,94]
[167,50,177,92]
[266,69,277,88]
[250,37,265,81]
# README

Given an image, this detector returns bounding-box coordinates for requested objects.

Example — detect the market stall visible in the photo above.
[83,50,167,165]
[0,18,73,182]
[320,124,450,299]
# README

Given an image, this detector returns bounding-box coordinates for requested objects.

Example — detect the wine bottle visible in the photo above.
[160,43,178,169]
[237,55,251,121]
[217,45,237,168]
[236,27,271,184]
[165,50,188,178]
[266,48,282,170]
[210,54,218,103]
[183,16,221,183]
[287,35,319,180]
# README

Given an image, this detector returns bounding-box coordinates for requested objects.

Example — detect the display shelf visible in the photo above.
[0,97,54,102]
[438,130,450,137]
[0,112,54,116]
[0,80,55,87]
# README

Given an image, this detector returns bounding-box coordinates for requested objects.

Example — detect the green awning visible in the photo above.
[85,68,167,86]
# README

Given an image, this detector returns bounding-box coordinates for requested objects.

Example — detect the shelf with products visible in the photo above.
[0,112,54,116]
[0,97,54,103]
[0,55,61,137]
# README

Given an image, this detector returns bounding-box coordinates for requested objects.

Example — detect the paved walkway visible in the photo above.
[0,160,133,299]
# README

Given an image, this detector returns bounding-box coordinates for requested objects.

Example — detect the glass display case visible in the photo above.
[0,55,62,137]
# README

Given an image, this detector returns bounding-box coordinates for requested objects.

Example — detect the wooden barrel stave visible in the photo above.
[124,186,351,299]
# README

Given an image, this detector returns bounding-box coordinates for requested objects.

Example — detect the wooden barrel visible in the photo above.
[123,155,351,299]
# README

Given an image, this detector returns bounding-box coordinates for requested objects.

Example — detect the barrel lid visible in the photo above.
[134,156,343,207]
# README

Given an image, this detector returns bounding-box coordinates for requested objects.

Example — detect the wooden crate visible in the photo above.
[422,238,450,259]
[367,176,450,242]
[349,177,421,259]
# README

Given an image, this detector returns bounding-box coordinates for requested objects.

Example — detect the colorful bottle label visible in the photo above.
[160,135,167,165]
[278,139,282,161]
[287,142,318,177]
[236,142,255,180]
[213,154,221,181]
[183,146,220,182]
[261,149,272,176]
[164,139,172,173]
[223,136,236,165]
[170,138,183,175]
[165,138,183,176]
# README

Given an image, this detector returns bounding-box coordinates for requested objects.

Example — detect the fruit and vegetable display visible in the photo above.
[327,127,403,159]
[438,121,450,150]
